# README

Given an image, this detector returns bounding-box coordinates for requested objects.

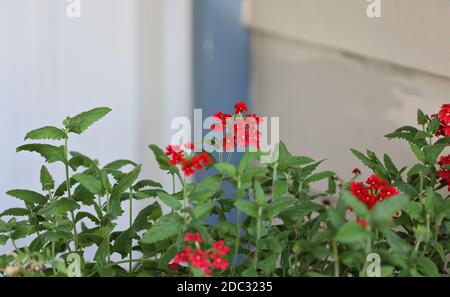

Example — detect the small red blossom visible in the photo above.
[350,174,398,226]
[165,145,184,165]
[212,240,230,256]
[438,154,450,190]
[185,232,204,243]
[170,233,231,276]
[165,143,212,177]
[234,101,248,114]
[438,104,450,125]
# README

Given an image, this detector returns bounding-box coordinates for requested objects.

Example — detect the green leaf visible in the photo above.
[277,142,314,171]
[304,171,335,184]
[417,257,439,276]
[72,173,104,195]
[113,228,135,258]
[424,144,445,165]
[141,213,184,244]
[157,191,182,210]
[68,152,98,171]
[336,222,366,245]
[214,163,237,178]
[417,109,428,125]
[407,164,428,179]
[6,189,47,204]
[75,211,100,225]
[428,117,441,135]
[94,239,111,266]
[0,208,29,217]
[37,198,80,216]
[63,107,112,134]
[383,229,411,255]
[24,126,67,140]
[133,179,162,191]
[327,177,337,195]
[40,165,55,192]
[133,204,162,231]
[425,187,438,220]
[327,209,345,229]
[254,182,266,206]
[194,201,215,219]
[263,197,297,218]
[341,190,368,220]
[383,154,398,175]
[16,144,65,164]
[410,143,424,161]
[109,165,141,217]
[351,149,377,168]
[272,180,288,199]
[403,201,425,222]
[372,194,409,226]
[234,200,258,218]
[385,126,418,142]
[0,235,9,246]
[258,254,278,274]
[148,144,178,174]
[103,159,137,170]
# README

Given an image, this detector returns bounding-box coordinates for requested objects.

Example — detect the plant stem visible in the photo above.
[172,174,176,194]
[254,207,263,271]
[332,238,339,277]
[129,188,133,272]
[64,138,79,251]
[360,230,372,277]
[231,209,241,276]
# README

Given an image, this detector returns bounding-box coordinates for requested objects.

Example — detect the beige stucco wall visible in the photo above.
[246,0,450,179]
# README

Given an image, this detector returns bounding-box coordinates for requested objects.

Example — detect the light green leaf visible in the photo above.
[372,194,409,226]
[194,201,215,219]
[157,191,182,210]
[109,165,141,217]
[6,189,47,204]
[72,173,104,195]
[234,200,258,218]
[304,171,335,184]
[0,235,9,246]
[40,165,55,192]
[272,180,288,199]
[254,182,266,206]
[16,144,65,164]
[383,229,411,255]
[214,163,237,178]
[24,126,67,141]
[336,222,366,245]
[37,198,80,216]
[141,213,184,244]
[64,107,112,134]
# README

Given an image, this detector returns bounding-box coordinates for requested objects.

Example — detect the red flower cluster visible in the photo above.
[170,233,231,276]
[165,144,212,176]
[210,102,262,151]
[437,154,450,190]
[434,104,450,137]
[350,174,398,227]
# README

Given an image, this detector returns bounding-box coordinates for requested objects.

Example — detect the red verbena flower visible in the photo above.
[190,248,211,269]
[165,145,185,165]
[438,154,450,190]
[210,254,229,271]
[212,240,230,256]
[234,101,248,114]
[349,174,398,226]
[185,232,204,243]
[438,104,450,125]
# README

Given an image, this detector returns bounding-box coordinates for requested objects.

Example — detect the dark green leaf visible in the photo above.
[6,189,47,204]
[37,198,80,216]
[141,213,184,244]
[157,191,182,210]
[40,165,55,191]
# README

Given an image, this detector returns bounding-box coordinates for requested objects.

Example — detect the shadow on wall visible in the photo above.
[250,33,450,180]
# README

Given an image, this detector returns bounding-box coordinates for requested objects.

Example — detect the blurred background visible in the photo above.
[1,0,449,253]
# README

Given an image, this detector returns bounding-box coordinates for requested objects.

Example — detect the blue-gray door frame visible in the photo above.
[193,0,250,225]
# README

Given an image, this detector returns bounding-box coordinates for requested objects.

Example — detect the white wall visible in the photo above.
[246,0,450,181]
[0,0,192,253]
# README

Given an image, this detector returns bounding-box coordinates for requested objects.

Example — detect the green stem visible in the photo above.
[231,209,241,276]
[129,188,133,272]
[254,207,262,271]
[360,230,372,277]
[64,138,78,251]
[172,174,176,194]
[332,238,339,277]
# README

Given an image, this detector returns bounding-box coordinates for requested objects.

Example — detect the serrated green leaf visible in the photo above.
[0,208,29,217]
[350,149,377,168]
[40,165,55,192]
[109,165,141,217]
[103,159,137,170]
[64,107,112,134]
[383,154,398,175]
[341,190,368,220]
[0,235,9,246]
[75,211,100,225]
[410,143,425,161]
[37,198,80,216]
[304,171,335,184]
[17,144,65,164]
[263,197,297,218]
[6,189,47,204]
[133,179,162,191]
[234,200,258,218]
[214,163,237,178]
[417,257,439,276]
[272,180,288,199]
[403,201,425,222]
[417,109,428,125]
[72,173,104,195]
[336,222,366,245]
[424,144,445,165]
[372,194,409,226]
[24,126,67,140]
[141,213,184,244]
[254,182,265,206]
[194,201,215,219]
[383,229,411,254]
[157,191,182,210]
[133,204,162,231]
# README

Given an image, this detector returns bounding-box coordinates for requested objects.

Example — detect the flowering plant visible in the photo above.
[0,103,448,277]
